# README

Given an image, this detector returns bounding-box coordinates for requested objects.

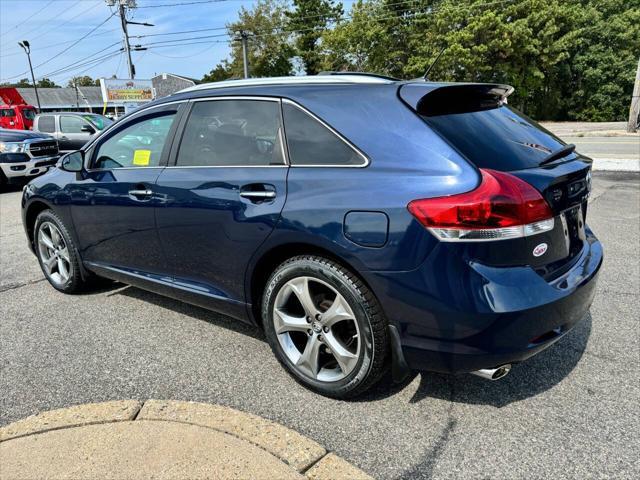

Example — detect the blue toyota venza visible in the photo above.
[21,74,602,398]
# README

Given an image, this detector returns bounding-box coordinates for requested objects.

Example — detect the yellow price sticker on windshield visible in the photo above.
[133,149,151,166]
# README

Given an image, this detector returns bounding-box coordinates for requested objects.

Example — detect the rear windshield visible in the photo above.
[421,105,570,170]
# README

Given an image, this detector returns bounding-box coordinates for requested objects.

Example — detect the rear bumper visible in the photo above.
[366,228,602,374]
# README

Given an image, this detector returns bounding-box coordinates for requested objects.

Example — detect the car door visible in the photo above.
[154,97,288,318]
[58,115,94,151]
[68,103,184,276]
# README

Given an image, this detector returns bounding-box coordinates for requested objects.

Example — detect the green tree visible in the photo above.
[36,78,58,88]
[15,78,31,87]
[320,0,639,121]
[202,62,234,82]
[224,0,295,78]
[287,0,343,75]
[67,76,97,87]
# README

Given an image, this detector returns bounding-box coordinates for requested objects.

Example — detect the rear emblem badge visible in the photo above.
[533,243,548,257]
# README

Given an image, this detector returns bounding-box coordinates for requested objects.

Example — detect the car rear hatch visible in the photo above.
[400,82,592,279]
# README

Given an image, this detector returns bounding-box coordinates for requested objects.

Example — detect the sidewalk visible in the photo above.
[0,400,371,480]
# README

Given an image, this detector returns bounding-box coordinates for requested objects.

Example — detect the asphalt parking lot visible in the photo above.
[1,172,638,479]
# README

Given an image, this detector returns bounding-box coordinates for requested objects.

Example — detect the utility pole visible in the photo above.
[628,55,640,133]
[118,0,135,79]
[239,30,250,79]
[108,1,153,79]
[18,41,41,111]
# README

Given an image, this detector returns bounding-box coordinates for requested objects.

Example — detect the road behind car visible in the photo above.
[1,173,638,479]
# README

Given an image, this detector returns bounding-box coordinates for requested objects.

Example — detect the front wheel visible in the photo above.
[34,210,86,293]
[262,255,389,398]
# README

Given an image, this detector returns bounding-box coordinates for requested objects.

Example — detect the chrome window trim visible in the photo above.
[281,98,370,168]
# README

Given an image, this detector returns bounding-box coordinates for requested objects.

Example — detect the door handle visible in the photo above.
[129,188,153,199]
[239,191,276,200]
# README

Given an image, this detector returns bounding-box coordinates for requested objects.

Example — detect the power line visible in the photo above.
[0,0,56,39]
[37,41,122,79]
[2,12,117,81]
[136,0,237,8]
[0,28,119,58]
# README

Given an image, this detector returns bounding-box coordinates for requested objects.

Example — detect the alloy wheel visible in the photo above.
[37,221,72,286]
[273,276,361,382]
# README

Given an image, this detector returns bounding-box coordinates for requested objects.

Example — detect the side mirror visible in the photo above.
[59,151,84,172]
[80,124,96,134]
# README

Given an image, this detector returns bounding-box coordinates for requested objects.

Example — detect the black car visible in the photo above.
[0,128,59,188]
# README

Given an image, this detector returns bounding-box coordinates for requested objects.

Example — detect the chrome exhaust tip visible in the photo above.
[471,364,512,381]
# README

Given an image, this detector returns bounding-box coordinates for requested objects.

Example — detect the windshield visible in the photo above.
[421,105,576,170]
[82,114,113,130]
[22,108,36,120]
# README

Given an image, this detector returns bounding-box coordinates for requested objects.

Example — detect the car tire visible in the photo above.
[262,255,389,398]
[34,210,86,293]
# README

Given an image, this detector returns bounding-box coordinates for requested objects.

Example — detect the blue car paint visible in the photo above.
[21,80,603,374]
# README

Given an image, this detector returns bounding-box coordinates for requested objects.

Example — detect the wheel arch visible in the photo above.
[24,200,52,248]
[247,242,377,327]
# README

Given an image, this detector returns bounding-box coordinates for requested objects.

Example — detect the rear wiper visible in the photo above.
[540,143,576,165]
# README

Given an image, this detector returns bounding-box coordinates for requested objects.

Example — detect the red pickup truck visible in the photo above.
[0,104,37,130]
[0,88,38,130]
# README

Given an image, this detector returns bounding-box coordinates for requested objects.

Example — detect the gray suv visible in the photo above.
[33,112,113,152]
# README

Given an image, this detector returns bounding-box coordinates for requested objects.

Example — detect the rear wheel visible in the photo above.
[262,255,388,398]
[34,210,86,293]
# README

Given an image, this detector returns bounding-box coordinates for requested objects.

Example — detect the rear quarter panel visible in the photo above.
[275,85,480,272]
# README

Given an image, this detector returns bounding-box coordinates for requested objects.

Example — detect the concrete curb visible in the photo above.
[592,158,640,172]
[0,400,142,442]
[0,400,372,480]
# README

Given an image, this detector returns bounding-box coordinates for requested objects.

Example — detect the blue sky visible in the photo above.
[0,0,354,85]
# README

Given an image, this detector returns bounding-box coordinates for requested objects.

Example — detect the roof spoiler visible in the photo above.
[399,82,514,116]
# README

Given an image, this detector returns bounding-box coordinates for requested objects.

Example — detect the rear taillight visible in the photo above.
[408,169,555,241]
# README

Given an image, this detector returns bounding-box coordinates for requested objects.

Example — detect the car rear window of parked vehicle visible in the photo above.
[420,105,569,171]
[282,102,365,166]
[177,100,285,167]
[0,109,15,117]
[37,116,55,133]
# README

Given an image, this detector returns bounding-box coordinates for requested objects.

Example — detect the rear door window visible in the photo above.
[176,99,285,167]
[420,106,570,170]
[282,102,366,166]
[37,115,56,133]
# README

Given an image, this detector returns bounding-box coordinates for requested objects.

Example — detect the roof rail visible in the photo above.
[177,74,395,94]
[317,71,401,81]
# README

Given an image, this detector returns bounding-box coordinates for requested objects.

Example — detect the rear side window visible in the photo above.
[37,115,55,133]
[1,109,15,117]
[420,106,568,170]
[60,115,87,133]
[282,102,365,166]
[177,99,285,167]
